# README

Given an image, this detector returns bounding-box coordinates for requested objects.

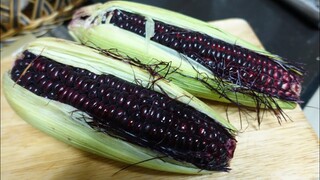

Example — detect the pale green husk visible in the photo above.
[68,1,297,109]
[3,37,236,174]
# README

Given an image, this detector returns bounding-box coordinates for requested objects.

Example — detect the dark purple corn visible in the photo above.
[11,50,236,171]
[107,9,303,102]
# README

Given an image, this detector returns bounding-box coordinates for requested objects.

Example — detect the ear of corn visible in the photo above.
[68,1,302,110]
[3,37,236,173]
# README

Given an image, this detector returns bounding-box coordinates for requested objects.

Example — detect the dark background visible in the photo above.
[79,0,320,107]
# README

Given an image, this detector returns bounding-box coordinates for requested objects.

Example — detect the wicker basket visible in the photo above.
[0,0,85,47]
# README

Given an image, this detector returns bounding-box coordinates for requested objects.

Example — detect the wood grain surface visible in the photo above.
[1,18,319,179]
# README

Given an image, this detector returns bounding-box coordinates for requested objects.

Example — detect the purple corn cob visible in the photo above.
[105,9,303,102]
[11,50,236,171]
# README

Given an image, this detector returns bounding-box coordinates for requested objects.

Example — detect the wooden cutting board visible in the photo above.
[1,18,319,179]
